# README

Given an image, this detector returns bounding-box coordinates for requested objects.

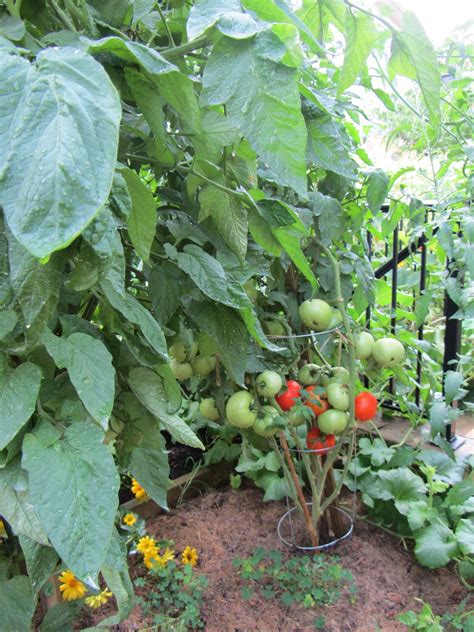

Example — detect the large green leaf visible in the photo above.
[0,457,48,544]
[102,281,168,361]
[96,529,134,627]
[119,167,156,263]
[128,367,204,450]
[19,535,58,594]
[309,191,346,245]
[201,31,307,195]
[42,331,115,429]
[377,467,426,514]
[391,12,440,132]
[366,169,389,213]
[8,232,62,336]
[130,414,170,510]
[306,115,357,179]
[337,11,379,94]
[187,299,249,386]
[456,518,474,556]
[0,357,42,451]
[198,184,248,262]
[414,523,458,568]
[148,261,187,326]
[0,47,120,257]
[0,576,36,631]
[22,420,120,582]
[0,309,17,341]
[187,0,243,39]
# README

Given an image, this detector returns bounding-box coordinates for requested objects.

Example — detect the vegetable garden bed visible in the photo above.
[77,486,471,632]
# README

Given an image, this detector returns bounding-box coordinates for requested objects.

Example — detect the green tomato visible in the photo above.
[187,341,199,361]
[226,391,257,429]
[321,367,350,386]
[191,355,216,377]
[263,320,285,336]
[317,409,348,434]
[354,331,375,360]
[199,397,219,421]
[169,341,186,363]
[326,383,349,411]
[253,405,279,437]
[328,309,343,329]
[297,364,321,386]
[256,370,282,397]
[244,279,259,302]
[170,360,193,381]
[287,407,308,427]
[298,299,332,331]
[372,338,405,367]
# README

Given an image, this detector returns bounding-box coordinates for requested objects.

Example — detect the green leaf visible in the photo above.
[19,535,58,594]
[42,331,115,429]
[456,518,474,556]
[40,601,79,632]
[102,281,169,361]
[201,31,307,195]
[444,371,465,406]
[119,167,156,263]
[187,0,243,39]
[148,261,186,326]
[128,367,204,450]
[366,169,389,213]
[0,47,121,258]
[414,523,458,568]
[309,191,345,245]
[377,467,426,514]
[358,437,395,467]
[406,500,437,531]
[7,232,62,336]
[97,529,134,626]
[198,184,248,262]
[0,358,42,451]
[338,11,379,94]
[418,449,467,484]
[187,299,249,386]
[0,576,36,631]
[22,420,120,582]
[273,227,317,288]
[248,213,282,256]
[130,415,170,510]
[0,15,25,41]
[392,12,441,132]
[306,115,357,179]
[0,457,48,544]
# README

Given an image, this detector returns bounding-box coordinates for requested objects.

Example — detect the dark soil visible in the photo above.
[79,486,471,632]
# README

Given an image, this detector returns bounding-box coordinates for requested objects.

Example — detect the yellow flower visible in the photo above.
[145,547,175,570]
[58,570,87,601]
[181,546,199,567]
[137,535,157,555]
[85,588,113,609]
[0,520,6,538]
[123,513,137,527]
[131,479,147,501]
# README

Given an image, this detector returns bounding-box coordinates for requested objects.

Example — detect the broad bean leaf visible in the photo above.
[201,31,307,195]
[338,11,379,94]
[102,281,168,361]
[22,420,120,582]
[0,357,42,451]
[0,576,36,631]
[0,457,48,544]
[0,46,120,257]
[119,167,156,263]
[19,535,58,594]
[42,330,115,429]
[414,523,458,568]
[128,367,204,450]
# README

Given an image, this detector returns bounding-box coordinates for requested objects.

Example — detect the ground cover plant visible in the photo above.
[0,0,471,628]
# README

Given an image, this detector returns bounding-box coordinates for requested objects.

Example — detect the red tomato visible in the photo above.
[355,391,378,421]
[304,385,329,416]
[306,429,336,453]
[275,380,301,411]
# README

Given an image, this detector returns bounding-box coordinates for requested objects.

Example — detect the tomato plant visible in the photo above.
[354,392,378,422]
[304,386,330,417]
[275,380,301,412]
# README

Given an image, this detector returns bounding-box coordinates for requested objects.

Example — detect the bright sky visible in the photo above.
[388,0,472,45]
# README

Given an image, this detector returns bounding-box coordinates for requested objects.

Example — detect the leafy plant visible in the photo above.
[398,597,474,631]
[233,547,355,629]
[135,561,208,630]
[344,436,473,575]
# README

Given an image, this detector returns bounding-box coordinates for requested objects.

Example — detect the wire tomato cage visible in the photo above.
[267,325,358,552]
